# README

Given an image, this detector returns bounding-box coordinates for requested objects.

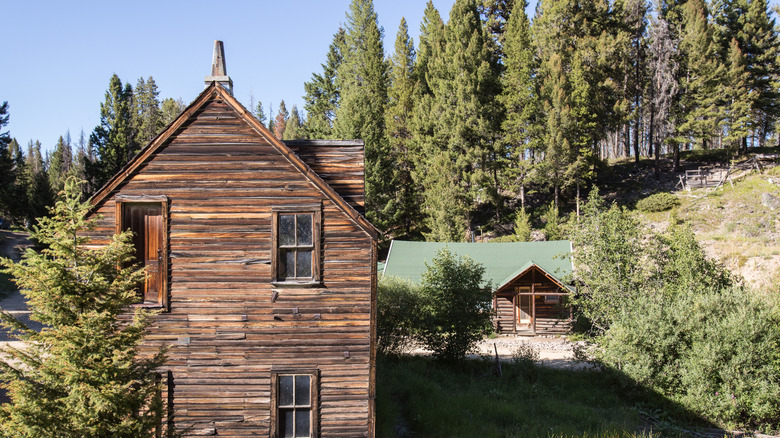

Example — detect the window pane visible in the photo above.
[295,375,310,406]
[278,249,290,279]
[281,409,295,438]
[295,409,311,437]
[279,214,295,246]
[296,214,312,246]
[285,250,296,279]
[279,376,294,406]
[296,250,312,278]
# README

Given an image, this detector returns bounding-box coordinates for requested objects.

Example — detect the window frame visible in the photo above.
[270,369,320,438]
[271,205,322,285]
[115,195,170,310]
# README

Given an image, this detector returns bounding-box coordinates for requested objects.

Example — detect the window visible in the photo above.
[116,196,169,309]
[272,207,321,284]
[544,295,560,304]
[271,371,319,438]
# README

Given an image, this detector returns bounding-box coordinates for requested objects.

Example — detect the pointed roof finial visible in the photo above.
[205,40,233,95]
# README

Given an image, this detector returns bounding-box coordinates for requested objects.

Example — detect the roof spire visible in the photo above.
[205,40,233,95]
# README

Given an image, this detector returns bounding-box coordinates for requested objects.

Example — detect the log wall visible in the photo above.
[87,95,375,437]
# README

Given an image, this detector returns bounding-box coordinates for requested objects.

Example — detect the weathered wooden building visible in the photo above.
[86,42,378,437]
[382,240,573,335]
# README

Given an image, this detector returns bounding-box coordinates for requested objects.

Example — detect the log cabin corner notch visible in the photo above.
[85,41,379,438]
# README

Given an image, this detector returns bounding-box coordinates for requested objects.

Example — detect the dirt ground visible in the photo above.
[411,334,592,370]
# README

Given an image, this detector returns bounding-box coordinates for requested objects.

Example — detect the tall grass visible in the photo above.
[376,355,707,437]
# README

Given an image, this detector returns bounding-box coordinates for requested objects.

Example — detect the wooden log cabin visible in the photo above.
[382,240,573,335]
[85,42,378,437]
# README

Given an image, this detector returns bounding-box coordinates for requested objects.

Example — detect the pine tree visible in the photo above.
[0,101,15,221]
[88,74,138,190]
[160,97,185,127]
[47,135,72,194]
[283,105,303,140]
[500,0,539,208]
[303,28,345,139]
[0,178,165,437]
[134,76,163,145]
[24,140,54,224]
[273,100,289,139]
[385,17,423,237]
[334,0,393,230]
[722,37,753,153]
[424,0,501,238]
[675,0,723,150]
[254,100,267,126]
[478,0,516,61]
[647,13,679,174]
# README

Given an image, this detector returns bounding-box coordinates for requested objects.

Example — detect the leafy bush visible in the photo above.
[636,192,680,212]
[377,275,422,356]
[599,287,780,429]
[417,248,493,362]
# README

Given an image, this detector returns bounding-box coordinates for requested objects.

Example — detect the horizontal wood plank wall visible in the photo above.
[88,97,373,437]
[493,267,571,334]
[284,140,365,213]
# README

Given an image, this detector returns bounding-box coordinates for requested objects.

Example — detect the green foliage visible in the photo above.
[334,0,393,231]
[542,201,564,241]
[282,105,302,140]
[88,74,138,190]
[376,276,422,356]
[134,76,163,146]
[417,248,493,361]
[570,188,651,332]
[303,28,345,139]
[599,287,780,429]
[635,192,680,212]
[273,100,289,139]
[512,207,532,242]
[0,178,166,437]
[376,355,666,437]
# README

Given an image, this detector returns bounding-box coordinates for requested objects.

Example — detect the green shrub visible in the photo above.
[636,192,680,212]
[417,248,493,362]
[377,275,422,356]
[598,287,780,429]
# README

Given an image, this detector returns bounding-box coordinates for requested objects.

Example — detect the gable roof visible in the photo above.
[89,82,378,239]
[382,240,573,290]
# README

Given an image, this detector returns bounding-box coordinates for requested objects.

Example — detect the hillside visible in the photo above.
[600,150,780,292]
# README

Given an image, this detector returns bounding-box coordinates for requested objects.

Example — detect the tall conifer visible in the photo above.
[386,18,422,237]
[303,29,345,139]
[334,0,393,230]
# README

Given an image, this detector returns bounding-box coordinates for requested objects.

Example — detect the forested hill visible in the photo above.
[2,0,779,244]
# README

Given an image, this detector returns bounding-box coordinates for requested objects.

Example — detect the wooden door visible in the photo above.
[518,295,532,327]
[123,203,164,304]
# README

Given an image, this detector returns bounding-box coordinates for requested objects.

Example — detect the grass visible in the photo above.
[376,355,709,437]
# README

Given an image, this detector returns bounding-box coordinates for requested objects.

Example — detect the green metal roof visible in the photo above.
[382,240,573,290]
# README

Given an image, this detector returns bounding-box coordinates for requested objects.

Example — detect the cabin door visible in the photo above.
[517,294,532,327]
[123,203,164,304]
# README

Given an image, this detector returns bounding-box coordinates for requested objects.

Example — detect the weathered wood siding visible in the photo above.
[493,267,571,335]
[284,140,365,213]
[88,95,375,437]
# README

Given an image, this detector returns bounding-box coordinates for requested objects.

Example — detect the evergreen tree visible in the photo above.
[303,28,345,139]
[47,135,72,194]
[134,76,163,145]
[385,17,423,237]
[267,103,275,134]
[283,105,303,140]
[273,100,289,139]
[25,140,54,224]
[500,0,539,208]
[478,0,516,61]
[424,0,501,239]
[70,130,91,197]
[0,178,166,437]
[0,102,15,221]
[88,74,137,190]
[254,100,267,126]
[674,0,724,150]
[334,0,393,230]
[647,13,679,174]
[160,97,185,127]
[722,37,753,153]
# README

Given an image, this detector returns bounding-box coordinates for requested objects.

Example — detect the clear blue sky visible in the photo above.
[2,1,534,153]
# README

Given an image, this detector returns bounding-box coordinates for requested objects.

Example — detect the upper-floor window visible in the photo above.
[272,207,321,284]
